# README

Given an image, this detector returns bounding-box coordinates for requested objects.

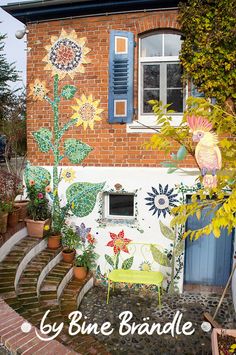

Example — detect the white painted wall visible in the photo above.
[29,166,236,296]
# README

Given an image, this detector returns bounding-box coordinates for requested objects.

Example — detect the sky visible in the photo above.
[0,0,29,90]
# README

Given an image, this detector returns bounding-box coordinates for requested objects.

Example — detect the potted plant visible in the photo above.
[47,204,70,249]
[7,201,21,228]
[74,228,98,280]
[0,200,10,234]
[61,223,80,263]
[25,182,51,238]
[212,328,236,355]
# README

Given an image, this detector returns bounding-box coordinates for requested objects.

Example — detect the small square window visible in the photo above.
[105,193,135,219]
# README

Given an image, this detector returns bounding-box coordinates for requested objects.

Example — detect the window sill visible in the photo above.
[98,217,137,226]
[126,115,183,133]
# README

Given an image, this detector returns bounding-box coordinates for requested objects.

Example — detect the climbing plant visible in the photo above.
[179,0,236,114]
[25,29,105,232]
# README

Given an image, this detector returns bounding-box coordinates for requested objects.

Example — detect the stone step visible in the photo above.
[40,293,57,301]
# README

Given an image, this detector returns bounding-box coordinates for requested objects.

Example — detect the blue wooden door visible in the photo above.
[184,205,233,286]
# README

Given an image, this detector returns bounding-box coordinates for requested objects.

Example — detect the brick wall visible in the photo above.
[27,10,196,168]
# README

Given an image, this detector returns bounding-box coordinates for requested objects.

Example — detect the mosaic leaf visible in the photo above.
[122,256,134,270]
[175,240,184,257]
[150,245,171,267]
[159,221,175,241]
[66,182,105,217]
[24,164,51,190]
[64,139,93,164]
[177,145,188,160]
[105,254,114,268]
[61,85,77,100]
[33,128,52,153]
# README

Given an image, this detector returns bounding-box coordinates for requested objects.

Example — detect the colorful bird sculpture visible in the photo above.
[187,115,222,189]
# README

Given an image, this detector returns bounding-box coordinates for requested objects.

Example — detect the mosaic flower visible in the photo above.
[71,94,103,130]
[76,222,91,243]
[139,261,152,272]
[43,29,90,79]
[61,168,76,183]
[145,184,178,218]
[29,79,48,101]
[107,230,132,255]
[87,233,96,245]
[45,185,51,193]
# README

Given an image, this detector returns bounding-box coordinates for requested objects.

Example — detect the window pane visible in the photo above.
[167,89,183,112]
[109,194,134,216]
[143,90,159,113]
[144,65,160,88]
[141,34,162,57]
[164,34,182,56]
[167,64,182,88]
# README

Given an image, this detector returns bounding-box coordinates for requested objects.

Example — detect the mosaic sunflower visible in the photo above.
[71,94,103,130]
[29,79,49,101]
[43,29,90,79]
[139,261,152,272]
[145,184,178,218]
[61,168,76,183]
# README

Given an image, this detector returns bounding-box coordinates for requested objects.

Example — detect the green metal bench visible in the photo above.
[106,269,164,307]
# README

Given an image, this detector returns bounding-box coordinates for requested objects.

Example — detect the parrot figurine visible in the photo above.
[187,115,222,189]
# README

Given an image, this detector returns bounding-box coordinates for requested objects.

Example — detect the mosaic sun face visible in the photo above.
[145,184,178,218]
[71,94,103,130]
[43,29,90,79]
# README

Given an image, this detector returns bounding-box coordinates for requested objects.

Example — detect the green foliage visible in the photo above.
[64,139,93,164]
[66,182,105,217]
[150,244,171,267]
[144,101,196,172]
[121,256,134,270]
[105,254,114,268]
[75,244,98,269]
[179,0,236,113]
[61,85,77,100]
[26,184,51,221]
[61,224,81,251]
[24,164,51,191]
[159,220,175,240]
[33,128,52,153]
[0,34,19,120]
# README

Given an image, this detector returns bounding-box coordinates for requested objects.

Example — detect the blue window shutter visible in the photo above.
[108,30,134,124]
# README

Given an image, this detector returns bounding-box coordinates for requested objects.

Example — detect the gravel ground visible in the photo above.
[80,286,236,355]
[0,345,11,355]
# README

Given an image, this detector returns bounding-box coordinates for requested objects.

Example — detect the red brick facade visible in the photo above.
[27,10,196,167]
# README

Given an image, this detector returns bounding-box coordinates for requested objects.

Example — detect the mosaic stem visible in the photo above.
[52,74,62,232]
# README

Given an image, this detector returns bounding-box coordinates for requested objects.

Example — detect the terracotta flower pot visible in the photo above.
[62,249,76,263]
[73,266,87,280]
[0,212,8,234]
[14,200,29,221]
[48,235,61,249]
[8,207,20,228]
[25,218,50,238]
[211,328,236,355]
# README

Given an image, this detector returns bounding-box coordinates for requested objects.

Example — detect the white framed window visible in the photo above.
[128,31,185,132]
[104,192,135,220]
